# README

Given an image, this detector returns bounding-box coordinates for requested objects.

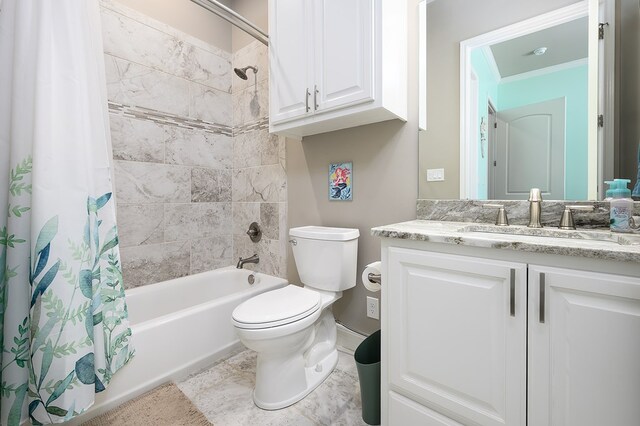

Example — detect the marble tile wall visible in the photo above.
[231,41,288,278]
[102,3,287,287]
[101,1,234,288]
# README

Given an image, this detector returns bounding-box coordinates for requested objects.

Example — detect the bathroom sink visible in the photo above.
[461,224,640,246]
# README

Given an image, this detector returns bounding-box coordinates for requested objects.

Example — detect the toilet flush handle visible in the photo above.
[289,239,297,246]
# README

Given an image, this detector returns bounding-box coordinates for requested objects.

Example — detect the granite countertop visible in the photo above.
[371,220,640,263]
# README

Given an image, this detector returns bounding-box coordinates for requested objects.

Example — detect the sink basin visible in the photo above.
[461,224,640,246]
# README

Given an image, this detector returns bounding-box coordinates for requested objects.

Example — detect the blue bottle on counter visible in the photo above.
[610,179,633,233]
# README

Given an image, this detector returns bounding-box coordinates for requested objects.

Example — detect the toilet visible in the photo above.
[232,226,359,410]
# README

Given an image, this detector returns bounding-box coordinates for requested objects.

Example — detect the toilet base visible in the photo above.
[253,348,338,410]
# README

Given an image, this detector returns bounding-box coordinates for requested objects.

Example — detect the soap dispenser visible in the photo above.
[609,179,633,233]
[604,180,616,201]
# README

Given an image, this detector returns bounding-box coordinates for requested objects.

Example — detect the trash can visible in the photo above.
[355,329,381,425]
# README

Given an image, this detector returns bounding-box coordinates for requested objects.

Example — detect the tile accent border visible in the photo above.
[108,103,270,138]
[109,102,233,136]
[233,117,269,136]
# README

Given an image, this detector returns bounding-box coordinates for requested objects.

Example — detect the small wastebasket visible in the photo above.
[355,329,381,425]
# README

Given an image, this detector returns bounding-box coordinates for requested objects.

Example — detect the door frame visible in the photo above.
[487,100,497,199]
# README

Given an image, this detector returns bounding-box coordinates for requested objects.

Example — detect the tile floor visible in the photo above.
[177,349,368,426]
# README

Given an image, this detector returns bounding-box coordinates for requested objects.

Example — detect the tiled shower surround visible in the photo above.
[101,0,287,288]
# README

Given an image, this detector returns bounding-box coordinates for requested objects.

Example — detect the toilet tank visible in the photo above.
[289,226,359,292]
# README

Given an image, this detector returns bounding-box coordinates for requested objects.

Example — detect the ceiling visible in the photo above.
[489,17,588,78]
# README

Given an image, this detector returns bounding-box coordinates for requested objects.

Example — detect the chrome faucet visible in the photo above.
[528,188,543,228]
[236,253,259,269]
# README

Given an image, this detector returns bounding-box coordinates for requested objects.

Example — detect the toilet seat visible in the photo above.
[232,285,321,329]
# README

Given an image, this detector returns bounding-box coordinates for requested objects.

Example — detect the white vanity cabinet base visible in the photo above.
[528,265,640,426]
[386,248,527,426]
[381,238,640,426]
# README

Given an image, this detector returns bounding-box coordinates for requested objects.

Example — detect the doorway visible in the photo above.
[490,98,566,200]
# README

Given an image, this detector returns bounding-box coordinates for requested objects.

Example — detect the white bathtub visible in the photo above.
[73,266,287,422]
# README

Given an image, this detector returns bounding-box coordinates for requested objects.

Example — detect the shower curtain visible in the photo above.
[0,1,133,424]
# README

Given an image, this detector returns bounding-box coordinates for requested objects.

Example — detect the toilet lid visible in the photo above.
[232,285,321,329]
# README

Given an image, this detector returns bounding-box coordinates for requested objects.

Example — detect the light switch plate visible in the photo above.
[426,168,445,181]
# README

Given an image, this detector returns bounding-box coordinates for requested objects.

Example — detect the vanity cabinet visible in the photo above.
[383,245,640,426]
[268,0,407,138]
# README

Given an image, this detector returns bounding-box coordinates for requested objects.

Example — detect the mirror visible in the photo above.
[460,4,592,200]
[418,0,625,201]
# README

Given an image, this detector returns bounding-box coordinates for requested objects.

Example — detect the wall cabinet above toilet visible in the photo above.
[268,0,407,138]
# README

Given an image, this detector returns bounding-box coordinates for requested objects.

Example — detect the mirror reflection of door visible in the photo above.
[462,8,590,200]
[492,98,566,200]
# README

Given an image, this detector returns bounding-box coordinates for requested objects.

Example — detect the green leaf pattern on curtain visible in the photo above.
[1,158,134,425]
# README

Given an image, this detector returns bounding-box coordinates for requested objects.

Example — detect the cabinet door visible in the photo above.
[389,391,464,426]
[387,248,526,426]
[269,0,313,124]
[313,0,373,113]
[528,266,640,426]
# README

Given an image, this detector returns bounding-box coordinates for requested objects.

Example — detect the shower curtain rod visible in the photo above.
[190,0,269,46]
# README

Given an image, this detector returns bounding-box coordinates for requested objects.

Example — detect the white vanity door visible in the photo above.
[528,265,640,426]
[313,0,373,112]
[386,248,526,426]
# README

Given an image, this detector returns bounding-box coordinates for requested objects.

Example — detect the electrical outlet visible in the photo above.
[366,296,379,320]
[426,168,445,182]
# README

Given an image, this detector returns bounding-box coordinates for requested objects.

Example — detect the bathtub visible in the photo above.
[74,266,287,421]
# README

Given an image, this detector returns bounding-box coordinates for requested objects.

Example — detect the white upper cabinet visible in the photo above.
[269,0,407,138]
[268,0,312,123]
[313,0,373,112]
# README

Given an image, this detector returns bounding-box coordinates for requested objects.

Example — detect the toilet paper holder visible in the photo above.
[367,273,382,285]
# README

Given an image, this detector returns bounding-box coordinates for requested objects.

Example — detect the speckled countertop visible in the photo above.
[372,220,640,264]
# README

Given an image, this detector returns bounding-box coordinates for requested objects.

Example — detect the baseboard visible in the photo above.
[336,323,367,355]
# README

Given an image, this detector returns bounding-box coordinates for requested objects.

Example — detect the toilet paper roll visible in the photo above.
[362,261,382,292]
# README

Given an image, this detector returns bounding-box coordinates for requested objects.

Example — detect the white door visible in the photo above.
[313,0,373,113]
[528,266,640,426]
[493,98,565,200]
[269,0,313,124]
[387,248,526,426]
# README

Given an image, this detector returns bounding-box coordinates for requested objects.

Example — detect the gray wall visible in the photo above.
[286,1,420,336]
[231,0,269,52]
[112,0,233,51]
[419,0,580,199]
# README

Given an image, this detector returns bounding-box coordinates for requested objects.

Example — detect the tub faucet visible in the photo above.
[237,254,259,269]
[528,188,543,228]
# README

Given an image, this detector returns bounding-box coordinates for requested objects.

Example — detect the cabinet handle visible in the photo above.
[305,89,310,112]
[509,269,515,317]
[314,84,319,110]
[539,273,546,323]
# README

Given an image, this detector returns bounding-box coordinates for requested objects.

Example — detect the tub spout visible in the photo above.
[237,254,259,269]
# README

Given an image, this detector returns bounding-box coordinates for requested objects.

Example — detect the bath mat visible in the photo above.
[82,383,211,426]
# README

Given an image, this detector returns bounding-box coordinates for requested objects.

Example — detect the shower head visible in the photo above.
[234,65,258,80]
